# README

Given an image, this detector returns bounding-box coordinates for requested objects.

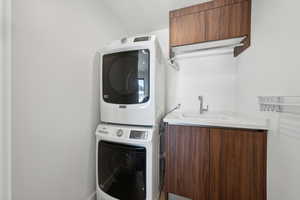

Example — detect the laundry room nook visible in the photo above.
[1,0,300,200]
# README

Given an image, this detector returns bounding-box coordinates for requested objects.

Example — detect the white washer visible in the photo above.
[96,123,160,200]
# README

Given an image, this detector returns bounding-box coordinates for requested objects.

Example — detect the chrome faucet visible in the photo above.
[198,96,208,114]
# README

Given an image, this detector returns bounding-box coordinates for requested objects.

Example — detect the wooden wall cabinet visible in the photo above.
[170,0,252,56]
[164,125,267,200]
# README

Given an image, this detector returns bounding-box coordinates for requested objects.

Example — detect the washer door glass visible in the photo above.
[102,49,150,104]
[98,141,146,200]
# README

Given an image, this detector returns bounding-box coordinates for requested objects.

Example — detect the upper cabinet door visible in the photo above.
[206,1,250,41]
[170,12,206,46]
[209,128,267,200]
[219,1,250,39]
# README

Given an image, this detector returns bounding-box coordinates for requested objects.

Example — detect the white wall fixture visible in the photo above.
[171,36,245,59]
[258,96,300,114]
[0,0,12,199]
[167,59,180,71]
[258,96,300,139]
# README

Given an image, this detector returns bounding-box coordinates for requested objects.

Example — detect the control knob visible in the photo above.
[116,129,124,137]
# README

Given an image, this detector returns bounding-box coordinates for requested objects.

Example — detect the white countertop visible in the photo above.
[163,111,269,131]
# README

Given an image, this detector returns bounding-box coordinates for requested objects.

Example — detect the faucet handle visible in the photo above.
[204,105,209,112]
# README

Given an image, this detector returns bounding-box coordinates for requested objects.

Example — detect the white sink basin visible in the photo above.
[163,111,269,130]
[181,113,233,121]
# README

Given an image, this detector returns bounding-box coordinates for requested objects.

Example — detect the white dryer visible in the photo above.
[96,123,160,200]
[99,35,166,126]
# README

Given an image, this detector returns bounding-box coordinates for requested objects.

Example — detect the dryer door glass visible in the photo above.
[98,141,146,200]
[102,49,150,104]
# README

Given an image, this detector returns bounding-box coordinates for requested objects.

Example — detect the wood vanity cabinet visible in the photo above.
[170,0,252,56]
[164,125,267,200]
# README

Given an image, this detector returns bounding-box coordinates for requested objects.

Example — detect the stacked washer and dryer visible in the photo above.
[96,36,166,200]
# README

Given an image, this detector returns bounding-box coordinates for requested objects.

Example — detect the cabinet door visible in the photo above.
[205,1,250,41]
[210,128,267,200]
[165,126,210,200]
[170,12,206,46]
[219,1,250,39]
[205,7,222,41]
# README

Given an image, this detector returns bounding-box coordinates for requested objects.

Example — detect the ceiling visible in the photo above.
[101,0,210,34]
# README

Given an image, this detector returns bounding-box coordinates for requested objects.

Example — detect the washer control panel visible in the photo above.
[96,124,152,141]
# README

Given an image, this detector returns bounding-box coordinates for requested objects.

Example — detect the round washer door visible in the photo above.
[98,141,146,200]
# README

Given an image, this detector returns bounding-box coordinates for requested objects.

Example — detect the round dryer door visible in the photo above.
[102,49,150,104]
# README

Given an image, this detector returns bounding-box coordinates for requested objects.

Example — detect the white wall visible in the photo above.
[0,0,12,199]
[152,29,238,113]
[0,0,5,195]
[11,1,126,200]
[101,0,210,36]
[237,1,300,200]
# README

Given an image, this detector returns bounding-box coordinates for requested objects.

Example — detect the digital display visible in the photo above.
[134,36,150,42]
[130,131,147,139]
